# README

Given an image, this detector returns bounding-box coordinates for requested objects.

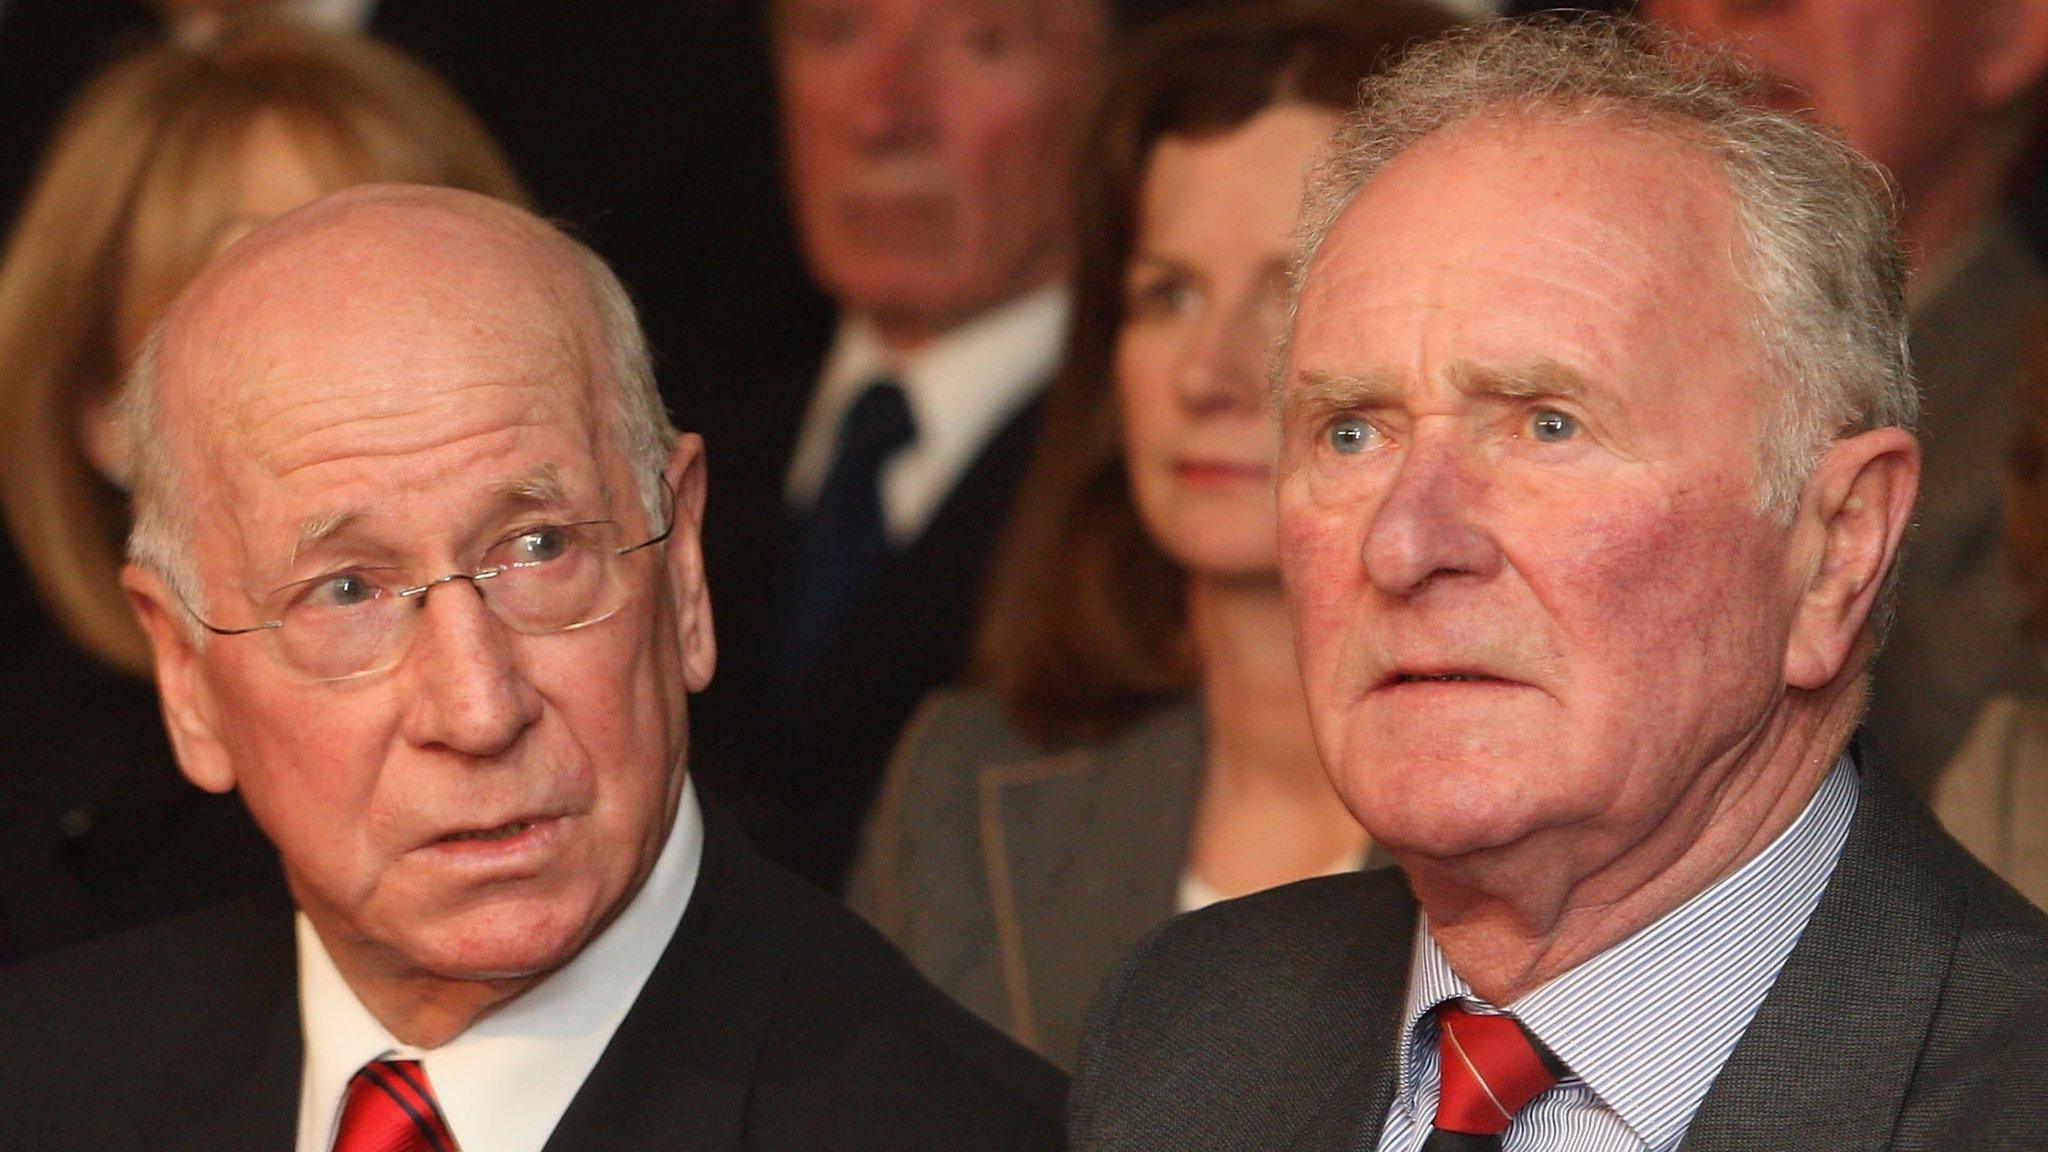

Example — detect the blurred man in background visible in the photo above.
[691,0,1114,890]
[1636,0,2048,787]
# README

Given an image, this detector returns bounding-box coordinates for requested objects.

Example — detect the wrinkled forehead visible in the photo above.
[1291,112,1757,380]
[154,193,621,544]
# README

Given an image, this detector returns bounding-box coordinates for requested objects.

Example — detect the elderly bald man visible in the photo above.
[0,186,1065,1152]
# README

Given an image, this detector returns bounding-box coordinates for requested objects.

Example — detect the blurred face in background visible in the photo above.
[773,0,1110,349]
[1634,0,2001,203]
[113,111,336,362]
[1118,103,1341,582]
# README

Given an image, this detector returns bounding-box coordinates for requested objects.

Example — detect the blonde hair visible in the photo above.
[0,20,526,675]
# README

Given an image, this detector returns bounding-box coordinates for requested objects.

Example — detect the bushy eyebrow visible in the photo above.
[1284,359,1598,417]
[1285,368,1401,420]
[284,464,572,567]
[1447,358,1598,405]
[491,464,567,508]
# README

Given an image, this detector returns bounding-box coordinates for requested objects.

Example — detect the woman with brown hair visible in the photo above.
[0,19,525,960]
[849,0,1460,1067]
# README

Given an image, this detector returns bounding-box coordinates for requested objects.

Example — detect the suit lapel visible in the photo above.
[141,890,303,1152]
[1281,880,1414,1152]
[1680,762,1956,1151]
[979,699,1204,1057]
[541,808,796,1152]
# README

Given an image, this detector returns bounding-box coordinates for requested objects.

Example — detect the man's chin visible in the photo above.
[1338,760,1569,865]
[392,900,605,984]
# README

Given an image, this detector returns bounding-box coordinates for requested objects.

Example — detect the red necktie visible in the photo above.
[332,1059,459,1152]
[1424,1005,1564,1150]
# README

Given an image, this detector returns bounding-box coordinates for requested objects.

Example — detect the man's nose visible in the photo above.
[400,580,543,758]
[849,27,939,150]
[1360,428,1502,596]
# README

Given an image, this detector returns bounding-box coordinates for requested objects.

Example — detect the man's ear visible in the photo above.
[1974,0,2048,108]
[1783,427,1920,691]
[121,563,237,794]
[660,433,716,693]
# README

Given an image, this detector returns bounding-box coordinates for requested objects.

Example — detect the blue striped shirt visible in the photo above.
[1376,756,1858,1152]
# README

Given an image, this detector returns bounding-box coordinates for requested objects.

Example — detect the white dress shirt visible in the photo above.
[1376,756,1859,1152]
[784,285,1069,545]
[284,0,379,31]
[294,777,705,1152]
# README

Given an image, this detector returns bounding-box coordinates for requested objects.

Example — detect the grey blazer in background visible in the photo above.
[1070,755,2048,1151]
[849,689,1207,1069]
[1933,692,2048,908]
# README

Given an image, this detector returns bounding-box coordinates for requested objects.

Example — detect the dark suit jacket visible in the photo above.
[1069,758,2048,1150]
[0,802,1067,1151]
[690,350,1047,892]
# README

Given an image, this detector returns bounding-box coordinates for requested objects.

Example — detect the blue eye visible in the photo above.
[1328,418,1373,455]
[302,571,385,611]
[1529,409,1578,443]
[509,526,572,566]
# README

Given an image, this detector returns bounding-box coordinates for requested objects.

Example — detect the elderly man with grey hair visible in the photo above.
[1070,19,2048,1152]
[0,185,1066,1152]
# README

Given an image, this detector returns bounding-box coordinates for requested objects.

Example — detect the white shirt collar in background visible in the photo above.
[295,776,705,1152]
[284,0,379,31]
[785,285,1068,544]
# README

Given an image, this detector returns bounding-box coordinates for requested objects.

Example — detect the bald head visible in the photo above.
[123,185,674,613]
[110,193,720,1028]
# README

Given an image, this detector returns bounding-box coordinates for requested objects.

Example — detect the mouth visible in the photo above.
[1377,669,1521,691]
[420,814,564,857]
[839,193,953,244]
[437,820,537,844]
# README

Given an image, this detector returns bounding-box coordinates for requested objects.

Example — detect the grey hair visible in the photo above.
[1280,16,1914,520]
[119,224,677,634]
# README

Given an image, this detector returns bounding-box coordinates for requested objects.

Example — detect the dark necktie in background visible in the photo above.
[333,1058,459,1152]
[775,377,916,692]
[1422,1004,1568,1152]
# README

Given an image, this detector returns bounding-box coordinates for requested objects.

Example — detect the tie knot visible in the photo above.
[333,1058,458,1152]
[834,377,916,465]
[1431,1005,1564,1137]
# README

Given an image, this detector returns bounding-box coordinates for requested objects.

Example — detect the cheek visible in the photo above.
[947,89,1069,216]
[1115,344,1172,459]
[1277,493,1361,668]
[1529,481,1788,711]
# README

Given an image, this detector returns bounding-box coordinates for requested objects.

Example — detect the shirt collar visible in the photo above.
[282,0,379,30]
[1393,755,1858,1148]
[785,284,1069,540]
[296,776,705,1152]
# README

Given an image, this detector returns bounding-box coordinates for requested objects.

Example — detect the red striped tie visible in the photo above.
[1424,1005,1564,1150]
[332,1059,459,1152]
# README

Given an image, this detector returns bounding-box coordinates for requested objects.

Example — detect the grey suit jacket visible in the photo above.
[849,689,1208,1069]
[1070,757,2048,1150]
